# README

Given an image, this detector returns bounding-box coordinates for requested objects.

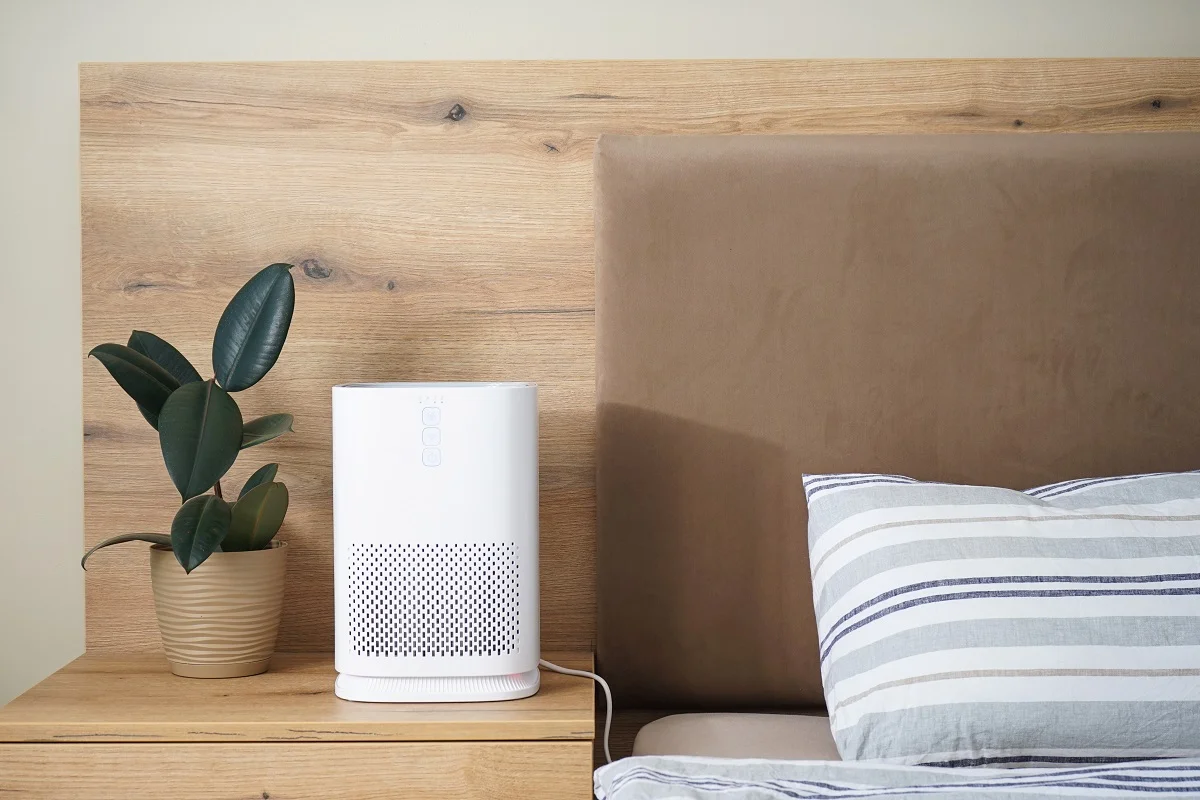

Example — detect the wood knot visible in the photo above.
[1013,119,1024,127]
[300,259,331,279]
[1152,98,1163,109]
[445,103,467,122]
[262,792,270,799]
[386,280,396,291]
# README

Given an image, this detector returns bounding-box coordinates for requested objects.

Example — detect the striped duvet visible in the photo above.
[804,471,1200,767]
[594,756,1200,799]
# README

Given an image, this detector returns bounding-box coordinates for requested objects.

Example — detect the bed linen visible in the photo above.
[594,756,1200,799]
[805,471,1200,765]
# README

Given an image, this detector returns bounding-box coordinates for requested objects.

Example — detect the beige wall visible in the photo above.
[2,0,1199,705]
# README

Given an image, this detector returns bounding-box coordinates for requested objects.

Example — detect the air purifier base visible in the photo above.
[334,668,540,703]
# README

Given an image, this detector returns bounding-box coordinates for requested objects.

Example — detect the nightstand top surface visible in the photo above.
[0,651,594,743]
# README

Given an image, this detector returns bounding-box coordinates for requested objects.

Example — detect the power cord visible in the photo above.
[539,659,613,764]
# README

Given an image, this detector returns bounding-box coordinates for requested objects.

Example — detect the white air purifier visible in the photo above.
[332,382,540,702]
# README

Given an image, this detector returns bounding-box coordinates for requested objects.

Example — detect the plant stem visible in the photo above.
[213,480,224,501]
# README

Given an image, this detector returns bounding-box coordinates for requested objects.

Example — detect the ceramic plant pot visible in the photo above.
[149,541,288,678]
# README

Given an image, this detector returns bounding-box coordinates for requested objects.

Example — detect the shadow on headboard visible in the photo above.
[598,403,811,707]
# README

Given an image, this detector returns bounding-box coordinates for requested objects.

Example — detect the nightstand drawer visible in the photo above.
[0,741,593,800]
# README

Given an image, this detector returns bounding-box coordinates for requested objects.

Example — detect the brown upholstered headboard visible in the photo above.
[595,133,1200,711]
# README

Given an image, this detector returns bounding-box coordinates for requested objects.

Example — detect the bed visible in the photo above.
[593,133,1200,795]
[595,757,1200,799]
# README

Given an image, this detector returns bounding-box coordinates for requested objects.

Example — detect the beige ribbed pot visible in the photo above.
[149,541,287,678]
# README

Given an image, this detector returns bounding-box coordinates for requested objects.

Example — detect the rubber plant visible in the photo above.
[81,263,296,574]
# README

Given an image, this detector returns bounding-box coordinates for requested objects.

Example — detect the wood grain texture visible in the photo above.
[80,60,1200,653]
[0,741,594,799]
[0,652,593,743]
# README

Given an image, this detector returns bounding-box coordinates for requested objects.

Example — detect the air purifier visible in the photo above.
[332,382,540,702]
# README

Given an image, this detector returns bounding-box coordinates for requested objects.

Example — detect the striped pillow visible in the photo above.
[805,471,1200,767]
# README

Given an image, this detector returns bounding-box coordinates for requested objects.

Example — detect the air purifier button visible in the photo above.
[422,447,441,467]
[422,407,441,425]
[422,427,441,446]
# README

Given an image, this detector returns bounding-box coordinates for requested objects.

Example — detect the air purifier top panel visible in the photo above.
[334,381,535,389]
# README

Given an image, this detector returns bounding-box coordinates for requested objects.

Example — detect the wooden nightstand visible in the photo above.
[0,651,595,799]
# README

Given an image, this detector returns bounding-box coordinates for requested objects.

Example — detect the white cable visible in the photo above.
[539,659,613,764]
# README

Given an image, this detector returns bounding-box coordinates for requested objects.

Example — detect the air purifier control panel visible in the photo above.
[421,405,441,467]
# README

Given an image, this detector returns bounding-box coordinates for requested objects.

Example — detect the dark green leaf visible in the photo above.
[88,343,180,429]
[239,463,278,499]
[159,380,243,501]
[135,404,159,428]
[213,263,295,392]
[241,413,293,449]
[128,330,203,386]
[80,533,172,570]
[223,481,288,552]
[170,494,232,573]
[127,333,200,430]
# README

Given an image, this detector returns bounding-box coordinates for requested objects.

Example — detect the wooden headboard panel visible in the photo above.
[81,60,1200,653]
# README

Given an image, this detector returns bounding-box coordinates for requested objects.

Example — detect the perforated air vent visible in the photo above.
[348,542,520,658]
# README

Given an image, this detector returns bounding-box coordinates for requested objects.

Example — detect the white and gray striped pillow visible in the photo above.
[805,471,1200,767]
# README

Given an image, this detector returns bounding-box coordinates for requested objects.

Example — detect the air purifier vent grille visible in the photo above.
[347,542,520,658]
